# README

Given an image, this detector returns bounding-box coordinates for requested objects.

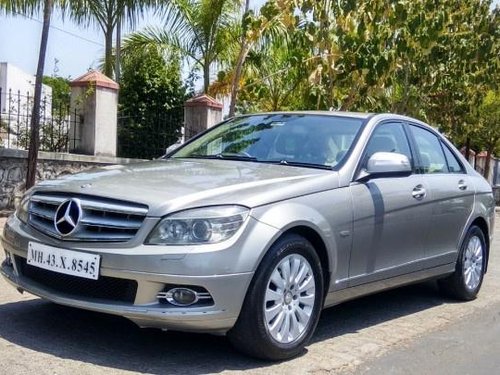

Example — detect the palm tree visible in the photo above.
[68,0,159,79]
[228,0,291,116]
[125,0,239,93]
[1,0,55,188]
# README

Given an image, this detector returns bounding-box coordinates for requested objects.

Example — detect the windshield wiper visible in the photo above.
[176,153,258,161]
[261,160,332,170]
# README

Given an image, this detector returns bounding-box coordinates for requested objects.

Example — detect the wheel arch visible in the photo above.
[281,225,331,294]
[470,216,490,273]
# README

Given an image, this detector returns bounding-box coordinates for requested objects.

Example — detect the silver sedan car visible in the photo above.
[1,112,495,360]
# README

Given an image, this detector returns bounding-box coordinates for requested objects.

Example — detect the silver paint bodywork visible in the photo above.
[1,112,495,334]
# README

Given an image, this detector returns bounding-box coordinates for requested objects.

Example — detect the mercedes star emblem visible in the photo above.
[54,199,82,236]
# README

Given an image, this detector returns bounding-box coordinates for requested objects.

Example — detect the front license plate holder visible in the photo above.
[27,242,100,280]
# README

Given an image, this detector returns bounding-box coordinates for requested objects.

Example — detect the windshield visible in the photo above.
[170,114,364,169]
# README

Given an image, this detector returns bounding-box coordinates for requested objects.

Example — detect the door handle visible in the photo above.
[458,180,467,191]
[412,185,426,200]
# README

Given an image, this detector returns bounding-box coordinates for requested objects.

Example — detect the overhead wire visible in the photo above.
[6,10,104,47]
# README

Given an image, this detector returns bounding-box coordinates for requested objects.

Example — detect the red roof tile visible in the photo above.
[71,70,119,90]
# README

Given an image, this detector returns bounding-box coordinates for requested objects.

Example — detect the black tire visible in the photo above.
[438,225,487,301]
[228,233,324,360]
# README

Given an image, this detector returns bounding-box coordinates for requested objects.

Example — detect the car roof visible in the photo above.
[240,111,374,120]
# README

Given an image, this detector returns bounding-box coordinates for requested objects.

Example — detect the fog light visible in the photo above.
[156,286,213,307]
[171,288,197,306]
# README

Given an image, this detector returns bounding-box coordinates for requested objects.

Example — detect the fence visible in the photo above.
[117,106,184,160]
[0,87,79,152]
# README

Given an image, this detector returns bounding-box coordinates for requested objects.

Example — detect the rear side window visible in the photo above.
[409,125,450,174]
[441,142,465,173]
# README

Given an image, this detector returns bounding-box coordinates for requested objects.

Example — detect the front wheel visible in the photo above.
[228,234,324,360]
[438,225,487,301]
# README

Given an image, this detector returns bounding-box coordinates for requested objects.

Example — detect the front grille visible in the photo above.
[16,256,138,303]
[28,193,148,242]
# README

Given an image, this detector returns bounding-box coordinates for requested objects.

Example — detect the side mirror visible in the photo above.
[358,152,412,181]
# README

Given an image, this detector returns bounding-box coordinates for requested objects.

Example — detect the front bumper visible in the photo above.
[1,214,278,334]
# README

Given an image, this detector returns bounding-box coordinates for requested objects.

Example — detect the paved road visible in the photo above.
[0,213,498,375]
[355,300,500,375]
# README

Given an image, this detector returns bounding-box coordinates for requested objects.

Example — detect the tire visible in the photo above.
[438,225,487,301]
[228,233,324,360]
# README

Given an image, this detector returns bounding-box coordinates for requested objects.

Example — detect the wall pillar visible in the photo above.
[69,71,119,156]
[184,94,223,140]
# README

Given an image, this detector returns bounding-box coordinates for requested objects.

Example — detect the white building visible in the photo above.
[0,62,52,148]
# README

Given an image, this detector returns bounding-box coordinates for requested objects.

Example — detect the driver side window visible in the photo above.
[363,122,413,169]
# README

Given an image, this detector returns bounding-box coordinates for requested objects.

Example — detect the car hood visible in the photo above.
[34,159,339,216]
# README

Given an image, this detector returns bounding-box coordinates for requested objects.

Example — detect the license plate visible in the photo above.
[27,242,100,280]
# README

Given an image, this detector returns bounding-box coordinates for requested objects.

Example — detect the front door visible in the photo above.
[349,122,431,286]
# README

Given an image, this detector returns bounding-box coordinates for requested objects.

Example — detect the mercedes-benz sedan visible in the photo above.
[1,112,495,360]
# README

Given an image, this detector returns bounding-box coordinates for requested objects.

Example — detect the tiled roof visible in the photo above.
[71,70,119,90]
[185,94,223,109]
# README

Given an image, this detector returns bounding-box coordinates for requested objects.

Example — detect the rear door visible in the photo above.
[407,124,474,265]
[349,122,431,285]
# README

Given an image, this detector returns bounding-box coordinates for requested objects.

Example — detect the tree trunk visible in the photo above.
[104,24,114,78]
[228,0,251,117]
[465,137,471,162]
[203,63,210,94]
[483,146,494,181]
[115,17,121,83]
[26,0,53,189]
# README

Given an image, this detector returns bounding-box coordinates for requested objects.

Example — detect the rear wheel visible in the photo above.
[228,234,324,360]
[438,225,486,301]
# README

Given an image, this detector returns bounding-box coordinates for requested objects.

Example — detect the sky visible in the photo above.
[0,0,497,81]
[0,1,267,80]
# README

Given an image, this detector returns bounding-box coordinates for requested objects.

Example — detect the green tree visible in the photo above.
[118,43,187,159]
[227,0,292,116]
[477,90,500,179]
[236,34,310,112]
[68,0,159,78]
[125,0,239,93]
[42,75,71,112]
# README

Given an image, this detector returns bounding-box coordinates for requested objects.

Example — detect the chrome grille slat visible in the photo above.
[80,200,148,215]
[29,205,54,220]
[80,217,143,230]
[30,195,65,205]
[28,193,148,242]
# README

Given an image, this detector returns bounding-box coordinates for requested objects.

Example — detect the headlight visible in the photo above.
[16,194,30,224]
[146,205,249,245]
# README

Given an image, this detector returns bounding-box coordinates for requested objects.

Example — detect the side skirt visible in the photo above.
[323,263,455,309]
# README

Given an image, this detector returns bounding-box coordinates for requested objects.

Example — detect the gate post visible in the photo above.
[184,94,223,140]
[69,71,119,156]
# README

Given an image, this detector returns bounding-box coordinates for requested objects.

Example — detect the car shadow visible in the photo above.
[0,281,455,374]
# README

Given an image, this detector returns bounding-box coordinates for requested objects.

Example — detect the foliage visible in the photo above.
[4,0,500,165]
[478,90,500,154]
[124,0,240,93]
[67,0,159,78]
[118,43,187,159]
[211,0,499,161]
[42,75,71,113]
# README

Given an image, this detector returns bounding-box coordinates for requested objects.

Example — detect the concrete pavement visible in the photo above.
[355,300,500,375]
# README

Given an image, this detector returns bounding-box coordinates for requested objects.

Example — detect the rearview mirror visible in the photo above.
[358,152,411,181]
